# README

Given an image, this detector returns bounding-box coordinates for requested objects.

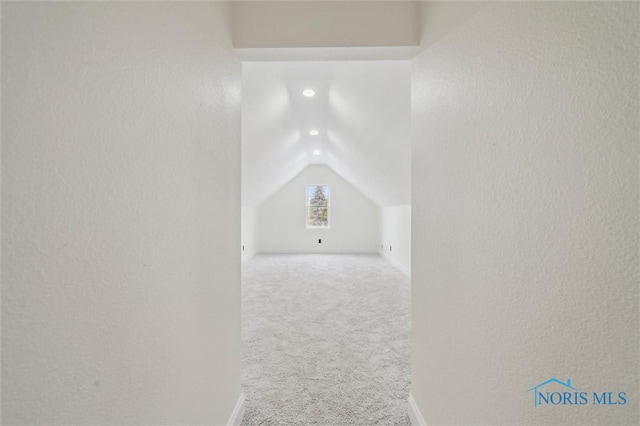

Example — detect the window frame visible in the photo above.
[305,184,330,229]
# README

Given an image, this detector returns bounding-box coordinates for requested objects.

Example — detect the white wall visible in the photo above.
[241,207,259,262]
[232,1,418,49]
[2,3,242,425]
[379,205,411,275]
[259,165,378,253]
[411,2,638,425]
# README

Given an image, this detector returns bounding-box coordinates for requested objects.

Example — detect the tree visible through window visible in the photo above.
[306,185,329,228]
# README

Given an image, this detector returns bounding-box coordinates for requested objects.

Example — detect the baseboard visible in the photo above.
[380,251,411,276]
[227,392,246,426]
[408,394,426,426]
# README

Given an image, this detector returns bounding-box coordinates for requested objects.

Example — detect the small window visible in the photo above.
[306,184,330,228]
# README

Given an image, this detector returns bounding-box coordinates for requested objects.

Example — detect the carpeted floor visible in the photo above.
[241,254,411,426]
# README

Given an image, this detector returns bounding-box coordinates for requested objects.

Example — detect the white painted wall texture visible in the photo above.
[2,2,241,424]
[259,165,378,253]
[411,2,639,425]
[379,205,411,276]
[241,207,259,262]
[232,1,418,49]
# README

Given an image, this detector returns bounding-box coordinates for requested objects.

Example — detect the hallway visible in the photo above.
[241,255,410,425]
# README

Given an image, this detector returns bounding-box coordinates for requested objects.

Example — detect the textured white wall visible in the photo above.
[232,1,418,49]
[411,2,638,425]
[241,207,259,262]
[2,2,241,424]
[259,165,378,253]
[379,205,411,275]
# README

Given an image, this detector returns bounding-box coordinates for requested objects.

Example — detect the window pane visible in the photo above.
[307,207,328,227]
[307,185,329,207]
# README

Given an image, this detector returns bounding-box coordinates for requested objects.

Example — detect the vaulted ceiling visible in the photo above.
[241,60,411,208]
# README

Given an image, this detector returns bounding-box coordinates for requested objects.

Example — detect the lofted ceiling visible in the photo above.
[241,60,411,208]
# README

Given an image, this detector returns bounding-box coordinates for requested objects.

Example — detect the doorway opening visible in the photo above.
[239,59,412,424]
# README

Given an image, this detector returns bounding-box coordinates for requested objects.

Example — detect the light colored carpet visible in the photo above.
[241,254,411,426]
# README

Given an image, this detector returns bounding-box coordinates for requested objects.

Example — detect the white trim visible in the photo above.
[380,251,411,276]
[227,393,246,426]
[237,46,420,62]
[408,394,426,426]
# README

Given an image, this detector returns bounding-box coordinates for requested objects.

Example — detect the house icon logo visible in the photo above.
[528,378,576,408]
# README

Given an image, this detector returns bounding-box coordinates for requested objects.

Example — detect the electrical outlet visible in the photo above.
[390,245,392,251]
[318,239,322,244]
[242,245,245,251]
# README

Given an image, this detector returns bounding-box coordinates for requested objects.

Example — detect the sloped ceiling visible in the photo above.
[241,61,411,207]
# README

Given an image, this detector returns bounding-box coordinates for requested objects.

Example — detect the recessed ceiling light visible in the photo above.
[313,150,321,156]
[309,129,319,136]
[302,89,316,97]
